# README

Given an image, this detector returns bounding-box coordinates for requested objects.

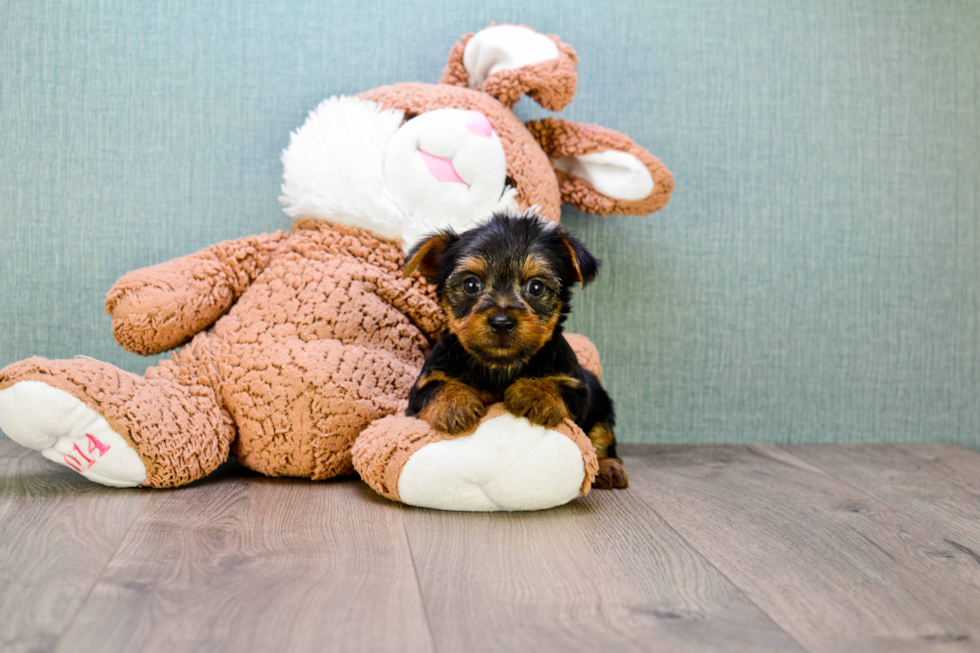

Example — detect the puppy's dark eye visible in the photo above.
[462,276,483,295]
[526,279,545,297]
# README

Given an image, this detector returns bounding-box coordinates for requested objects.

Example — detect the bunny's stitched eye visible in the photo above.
[526,279,545,297]
[463,276,483,295]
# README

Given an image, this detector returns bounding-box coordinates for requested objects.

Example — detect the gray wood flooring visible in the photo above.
[1,440,978,652]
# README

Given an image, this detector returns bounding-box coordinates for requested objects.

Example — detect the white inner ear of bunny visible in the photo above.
[554,150,655,202]
[464,25,560,88]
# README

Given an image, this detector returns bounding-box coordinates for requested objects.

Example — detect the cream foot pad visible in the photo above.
[397,412,587,511]
[0,381,146,487]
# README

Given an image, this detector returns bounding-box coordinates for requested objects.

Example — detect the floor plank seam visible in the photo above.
[764,445,980,644]
[898,444,980,498]
[10,442,978,652]
[775,445,966,522]
[623,454,816,653]
[399,508,438,653]
[49,495,144,653]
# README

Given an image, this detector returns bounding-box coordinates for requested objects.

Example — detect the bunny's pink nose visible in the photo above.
[464,111,493,138]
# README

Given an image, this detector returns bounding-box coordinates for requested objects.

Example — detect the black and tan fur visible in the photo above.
[403,212,627,489]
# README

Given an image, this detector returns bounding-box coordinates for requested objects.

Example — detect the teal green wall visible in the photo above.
[2,1,978,446]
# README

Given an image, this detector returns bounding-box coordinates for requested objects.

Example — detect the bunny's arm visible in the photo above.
[105,232,290,355]
[564,333,601,379]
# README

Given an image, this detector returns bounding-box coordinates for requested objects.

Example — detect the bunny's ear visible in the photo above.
[441,24,578,111]
[525,118,674,216]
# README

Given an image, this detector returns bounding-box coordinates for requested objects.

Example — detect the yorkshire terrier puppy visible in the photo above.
[403,212,627,489]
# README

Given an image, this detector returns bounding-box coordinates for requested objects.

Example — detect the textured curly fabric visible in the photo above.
[564,333,602,380]
[2,221,441,485]
[351,412,446,502]
[359,83,564,224]
[180,221,443,480]
[0,348,234,488]
[106,232,291,356]
[525,117,674,216]
[353,404,599,503]
[440,26,579,112]
[0,23,675,499]
[0,219,606,489]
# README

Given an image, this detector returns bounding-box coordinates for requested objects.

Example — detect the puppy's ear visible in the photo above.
[403,232,457,283]
[557,231,600,288]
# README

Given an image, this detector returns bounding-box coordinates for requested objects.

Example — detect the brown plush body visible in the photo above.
[2,222,441,485]
[404,214,628,488]
[0,217,605,489]
[0,25,670,505]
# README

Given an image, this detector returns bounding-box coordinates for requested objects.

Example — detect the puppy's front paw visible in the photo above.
[593,458,629,489]
[504,378,570,428]
[420,391,487,437]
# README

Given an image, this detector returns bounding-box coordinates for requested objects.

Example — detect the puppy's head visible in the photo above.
[404,212,599,368]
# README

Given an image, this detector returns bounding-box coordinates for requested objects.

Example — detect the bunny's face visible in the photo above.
[280,25,674,250]
[382,107,514,243]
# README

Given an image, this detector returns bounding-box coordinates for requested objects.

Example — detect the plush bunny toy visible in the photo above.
[0,25,672,511]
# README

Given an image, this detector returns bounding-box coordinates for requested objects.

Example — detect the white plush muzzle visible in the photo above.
[280,96,518,251]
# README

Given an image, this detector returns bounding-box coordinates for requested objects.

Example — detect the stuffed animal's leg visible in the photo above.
[353,404,599,511]
[0,333,235,488]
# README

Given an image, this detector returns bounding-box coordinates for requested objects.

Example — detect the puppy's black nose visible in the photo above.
[489,314,516,335]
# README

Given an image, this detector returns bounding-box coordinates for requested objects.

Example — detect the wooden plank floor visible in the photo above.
[1,440,979,652]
